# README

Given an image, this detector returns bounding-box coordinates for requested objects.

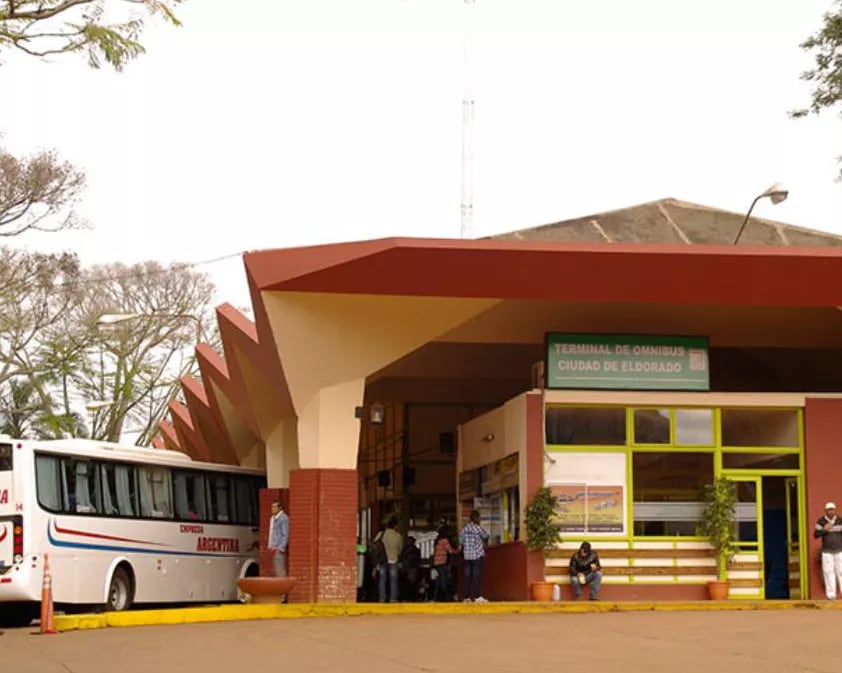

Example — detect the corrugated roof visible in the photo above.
[490,198,842,247]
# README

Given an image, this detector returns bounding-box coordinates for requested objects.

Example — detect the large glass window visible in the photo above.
[138,466,173,518]
[721,409,799,448]
[545,406,626,445]
[721,452,799,470]
[674,408,714,446]
[633,409,671,444]
[632,452,714,536]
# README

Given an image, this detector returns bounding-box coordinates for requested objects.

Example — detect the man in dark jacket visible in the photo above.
[814,502,842,599]
[569,541,602,600]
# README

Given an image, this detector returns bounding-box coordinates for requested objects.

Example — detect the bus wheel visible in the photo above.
[107,567,133,612]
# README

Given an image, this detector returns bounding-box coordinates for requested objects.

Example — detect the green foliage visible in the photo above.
[699,476,738,581]
[525,487,562,556]
[0,252,218,445]
[0,1,183,71]
[792,2,842,176]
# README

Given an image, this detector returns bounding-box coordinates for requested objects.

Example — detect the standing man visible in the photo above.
[460,509,489,603]
[380,517,403,603]
[569,541,603,601]
[269,500,289,578]
[814,501,842,599]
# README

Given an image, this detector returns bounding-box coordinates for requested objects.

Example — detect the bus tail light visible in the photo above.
[12,516,22,564]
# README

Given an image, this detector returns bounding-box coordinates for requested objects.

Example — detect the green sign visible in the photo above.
[546,334,709,391]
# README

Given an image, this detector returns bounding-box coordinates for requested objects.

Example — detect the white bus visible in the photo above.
[0,437,265,625]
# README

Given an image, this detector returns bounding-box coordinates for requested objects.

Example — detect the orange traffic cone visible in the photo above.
[40,553,57,635]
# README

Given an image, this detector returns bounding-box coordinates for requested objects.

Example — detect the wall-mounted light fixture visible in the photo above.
[481,433,495,442]
[370,403,385,426]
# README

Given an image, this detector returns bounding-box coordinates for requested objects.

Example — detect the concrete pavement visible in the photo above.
[2,611,840,673]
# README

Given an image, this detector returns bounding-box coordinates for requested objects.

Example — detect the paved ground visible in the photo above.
[1,611,839,673]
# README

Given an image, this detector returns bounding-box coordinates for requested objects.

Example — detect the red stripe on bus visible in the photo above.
[53,522,167,547]
[0,528,6,544]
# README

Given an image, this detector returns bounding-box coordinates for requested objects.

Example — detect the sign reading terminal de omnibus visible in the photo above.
[546,334,710,391]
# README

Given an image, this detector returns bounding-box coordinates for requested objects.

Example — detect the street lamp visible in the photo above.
[733,183,789,245]
[85,400,114,412]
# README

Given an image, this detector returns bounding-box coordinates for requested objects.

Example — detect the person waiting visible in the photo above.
[815,501,842,599]
[432,527,459,602]
[460,510,489,603]
[569,541,602,601]
[379,518,403,603]
[399,536,422,601]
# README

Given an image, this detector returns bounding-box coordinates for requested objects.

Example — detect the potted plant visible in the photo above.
[525,486,562,601]
[699,476,737,600]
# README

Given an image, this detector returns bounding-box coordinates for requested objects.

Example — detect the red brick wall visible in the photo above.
[258,488,288,576]
[288,468,358,603]
[804,398,842,599]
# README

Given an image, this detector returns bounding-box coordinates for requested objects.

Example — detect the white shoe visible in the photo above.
[474,596,488,603]
[463,598,473,603]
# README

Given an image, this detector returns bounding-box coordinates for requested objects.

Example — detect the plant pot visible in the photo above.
[531,581,554,602]
[706,580,730,600]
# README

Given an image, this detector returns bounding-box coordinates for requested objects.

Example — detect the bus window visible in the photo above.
[233,476,259,526]
[35,454,62,512]
[0,443,12,471]
[138,466,173,519]
[172,471,206,521]
[207,475,233,522]
[100,462,138,517]
[64,459,101,514]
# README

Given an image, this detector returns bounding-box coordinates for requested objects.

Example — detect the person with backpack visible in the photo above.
[370,518,402,602]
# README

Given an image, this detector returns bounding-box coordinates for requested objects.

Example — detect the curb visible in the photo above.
[53,599,842,632]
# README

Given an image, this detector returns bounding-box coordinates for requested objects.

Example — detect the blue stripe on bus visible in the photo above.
[46,526,249,558]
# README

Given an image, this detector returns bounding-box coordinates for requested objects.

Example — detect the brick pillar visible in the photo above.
[805,398,842,599]
[288,468,357,603]
[259,487,289,577]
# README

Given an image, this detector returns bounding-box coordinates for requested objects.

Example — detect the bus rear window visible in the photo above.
[0,444,12,471]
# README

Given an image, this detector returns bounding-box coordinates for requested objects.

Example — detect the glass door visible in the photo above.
[724,475,764,599]
[785,478,804,599]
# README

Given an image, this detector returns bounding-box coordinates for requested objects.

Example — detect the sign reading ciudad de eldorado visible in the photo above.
[545,333,709,391]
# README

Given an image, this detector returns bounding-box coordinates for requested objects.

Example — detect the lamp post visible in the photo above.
[733,183,789,245]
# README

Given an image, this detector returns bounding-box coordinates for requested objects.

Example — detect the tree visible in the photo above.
[792,2,842,173]
[0,0,183,70]
[0,145,86,236]
[0,254,218,445]
[71,260,217,444]
[0,247,83,387]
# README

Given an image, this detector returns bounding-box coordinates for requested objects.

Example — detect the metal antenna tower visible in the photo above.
[460,0,476,239]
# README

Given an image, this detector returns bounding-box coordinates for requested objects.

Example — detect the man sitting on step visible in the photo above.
[569,541,603,601]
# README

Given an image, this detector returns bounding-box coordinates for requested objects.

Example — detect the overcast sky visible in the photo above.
[4,0,842,309]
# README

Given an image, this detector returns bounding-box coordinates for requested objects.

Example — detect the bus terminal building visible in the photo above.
[156,198,842,603]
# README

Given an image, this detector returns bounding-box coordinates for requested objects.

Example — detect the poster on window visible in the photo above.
[549,483,624,533]
[585,485,624,532]
[550,484,587,532]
